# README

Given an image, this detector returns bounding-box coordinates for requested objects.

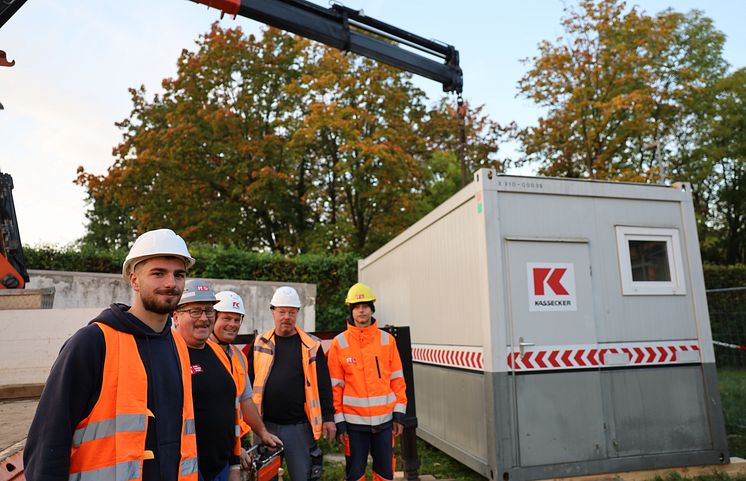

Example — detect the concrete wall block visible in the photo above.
[26,269,316,334]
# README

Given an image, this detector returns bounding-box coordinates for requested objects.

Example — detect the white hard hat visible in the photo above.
[270,286,301,308]
[122,229,195,278]
[178,279,218,306]
[215,291,246,316]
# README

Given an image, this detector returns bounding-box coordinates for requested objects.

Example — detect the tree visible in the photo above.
[77,25,312,253]
[419,98,511,212]
[77,25,507,256]
[692,69,746,263]
[516,0,727,181]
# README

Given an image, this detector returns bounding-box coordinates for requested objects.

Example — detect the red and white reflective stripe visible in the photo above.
[508,341,701,372]
[411,344,483,371]
[713,340,746,351]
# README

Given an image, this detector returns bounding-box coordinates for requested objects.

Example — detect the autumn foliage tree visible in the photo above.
[76,25,506,255]
[516,0,727,181]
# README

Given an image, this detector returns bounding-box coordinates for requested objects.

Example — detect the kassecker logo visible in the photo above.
[345,357,357,364]
[190,364,203,374]
[527,262,577,312]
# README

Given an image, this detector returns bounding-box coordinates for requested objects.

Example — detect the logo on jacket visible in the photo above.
[190,364,204,374]
[346,357,357,364]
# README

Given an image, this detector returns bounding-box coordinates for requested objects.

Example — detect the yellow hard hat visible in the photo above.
[345,282,376,305]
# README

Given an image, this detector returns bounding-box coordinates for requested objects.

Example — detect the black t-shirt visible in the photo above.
[188,346,236,480]
[262,334,307,424]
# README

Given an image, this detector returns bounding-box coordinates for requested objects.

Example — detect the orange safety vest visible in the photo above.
[227,344,251,437]
[327,321,407,428]
[206,340,243,455]
[69,323,198,481]
[252,328,324,440]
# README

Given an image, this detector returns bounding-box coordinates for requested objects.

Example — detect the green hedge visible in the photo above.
[24,245,359,331]
[24,244,746,337]
[703,264,746,289]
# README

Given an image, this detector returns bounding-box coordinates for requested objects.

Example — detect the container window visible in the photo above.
[615,227,686,295]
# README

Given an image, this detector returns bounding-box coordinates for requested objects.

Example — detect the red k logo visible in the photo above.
[533,268,569,295]
[527,262,577,312]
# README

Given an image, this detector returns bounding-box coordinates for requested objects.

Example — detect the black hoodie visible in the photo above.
[24,303,186,481]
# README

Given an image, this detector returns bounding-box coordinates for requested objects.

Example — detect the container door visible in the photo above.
[505,240,607,466]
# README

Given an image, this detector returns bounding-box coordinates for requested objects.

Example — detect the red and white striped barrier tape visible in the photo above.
[412,341,703,372]
[412,344,484,371]
[508,342,700,372]
[713,340,746,351]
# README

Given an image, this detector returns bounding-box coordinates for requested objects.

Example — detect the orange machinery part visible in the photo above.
[191,0,240,16]
[0,447,25,481]
[0,255,24,289]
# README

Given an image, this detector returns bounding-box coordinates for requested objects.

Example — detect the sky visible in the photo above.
[0,0,745,247]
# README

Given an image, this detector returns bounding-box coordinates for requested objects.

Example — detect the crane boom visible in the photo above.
[1,0,462,92]
[199,0,464,93]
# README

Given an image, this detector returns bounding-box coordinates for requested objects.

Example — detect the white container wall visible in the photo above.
[360,171,728,481]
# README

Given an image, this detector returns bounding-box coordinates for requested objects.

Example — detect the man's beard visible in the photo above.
[141,288,181,315]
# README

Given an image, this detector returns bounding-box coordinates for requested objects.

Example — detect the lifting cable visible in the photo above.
[457,92,467,187]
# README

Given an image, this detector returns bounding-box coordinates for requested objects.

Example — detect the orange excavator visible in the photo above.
[0,170,28,288]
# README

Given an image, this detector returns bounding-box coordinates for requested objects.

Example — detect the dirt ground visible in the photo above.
[0,399,37,452]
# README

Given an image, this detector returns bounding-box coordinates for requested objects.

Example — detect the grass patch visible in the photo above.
[719,368,746,458]
[318,436,485,481]
[411,439,487,481]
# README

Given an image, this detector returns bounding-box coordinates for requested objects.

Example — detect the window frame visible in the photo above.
[615,226,686,296]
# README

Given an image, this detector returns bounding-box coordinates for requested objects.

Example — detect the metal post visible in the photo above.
[384,326,420,481]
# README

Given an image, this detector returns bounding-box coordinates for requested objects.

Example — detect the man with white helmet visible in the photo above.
[25,229,200,481]
[174,281,279,481]
[210,291,276,469]
[248,286,336,481]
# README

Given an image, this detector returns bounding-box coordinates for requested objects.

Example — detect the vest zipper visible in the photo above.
[375,356,381,379]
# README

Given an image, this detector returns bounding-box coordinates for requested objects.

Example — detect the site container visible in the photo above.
[359,170,728,480]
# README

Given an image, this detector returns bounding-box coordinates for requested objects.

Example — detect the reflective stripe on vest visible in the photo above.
[252,328,324,440]
[181,457,199,477]
[69,459,140,481]
[334,332,349,349]
[343,393,396,408]
[72,413,147,447]
[183,418,196,435]
[342,412,394,426]
[70,323,198,481]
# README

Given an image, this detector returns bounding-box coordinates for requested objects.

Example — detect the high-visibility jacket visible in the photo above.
[252,328,324,440]
[205,340,243,455]
[327,321,407,428]
[69,323,198,481]
[226,344,252,437]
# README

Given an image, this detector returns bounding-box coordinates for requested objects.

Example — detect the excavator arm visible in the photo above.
[1,0,462,93]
